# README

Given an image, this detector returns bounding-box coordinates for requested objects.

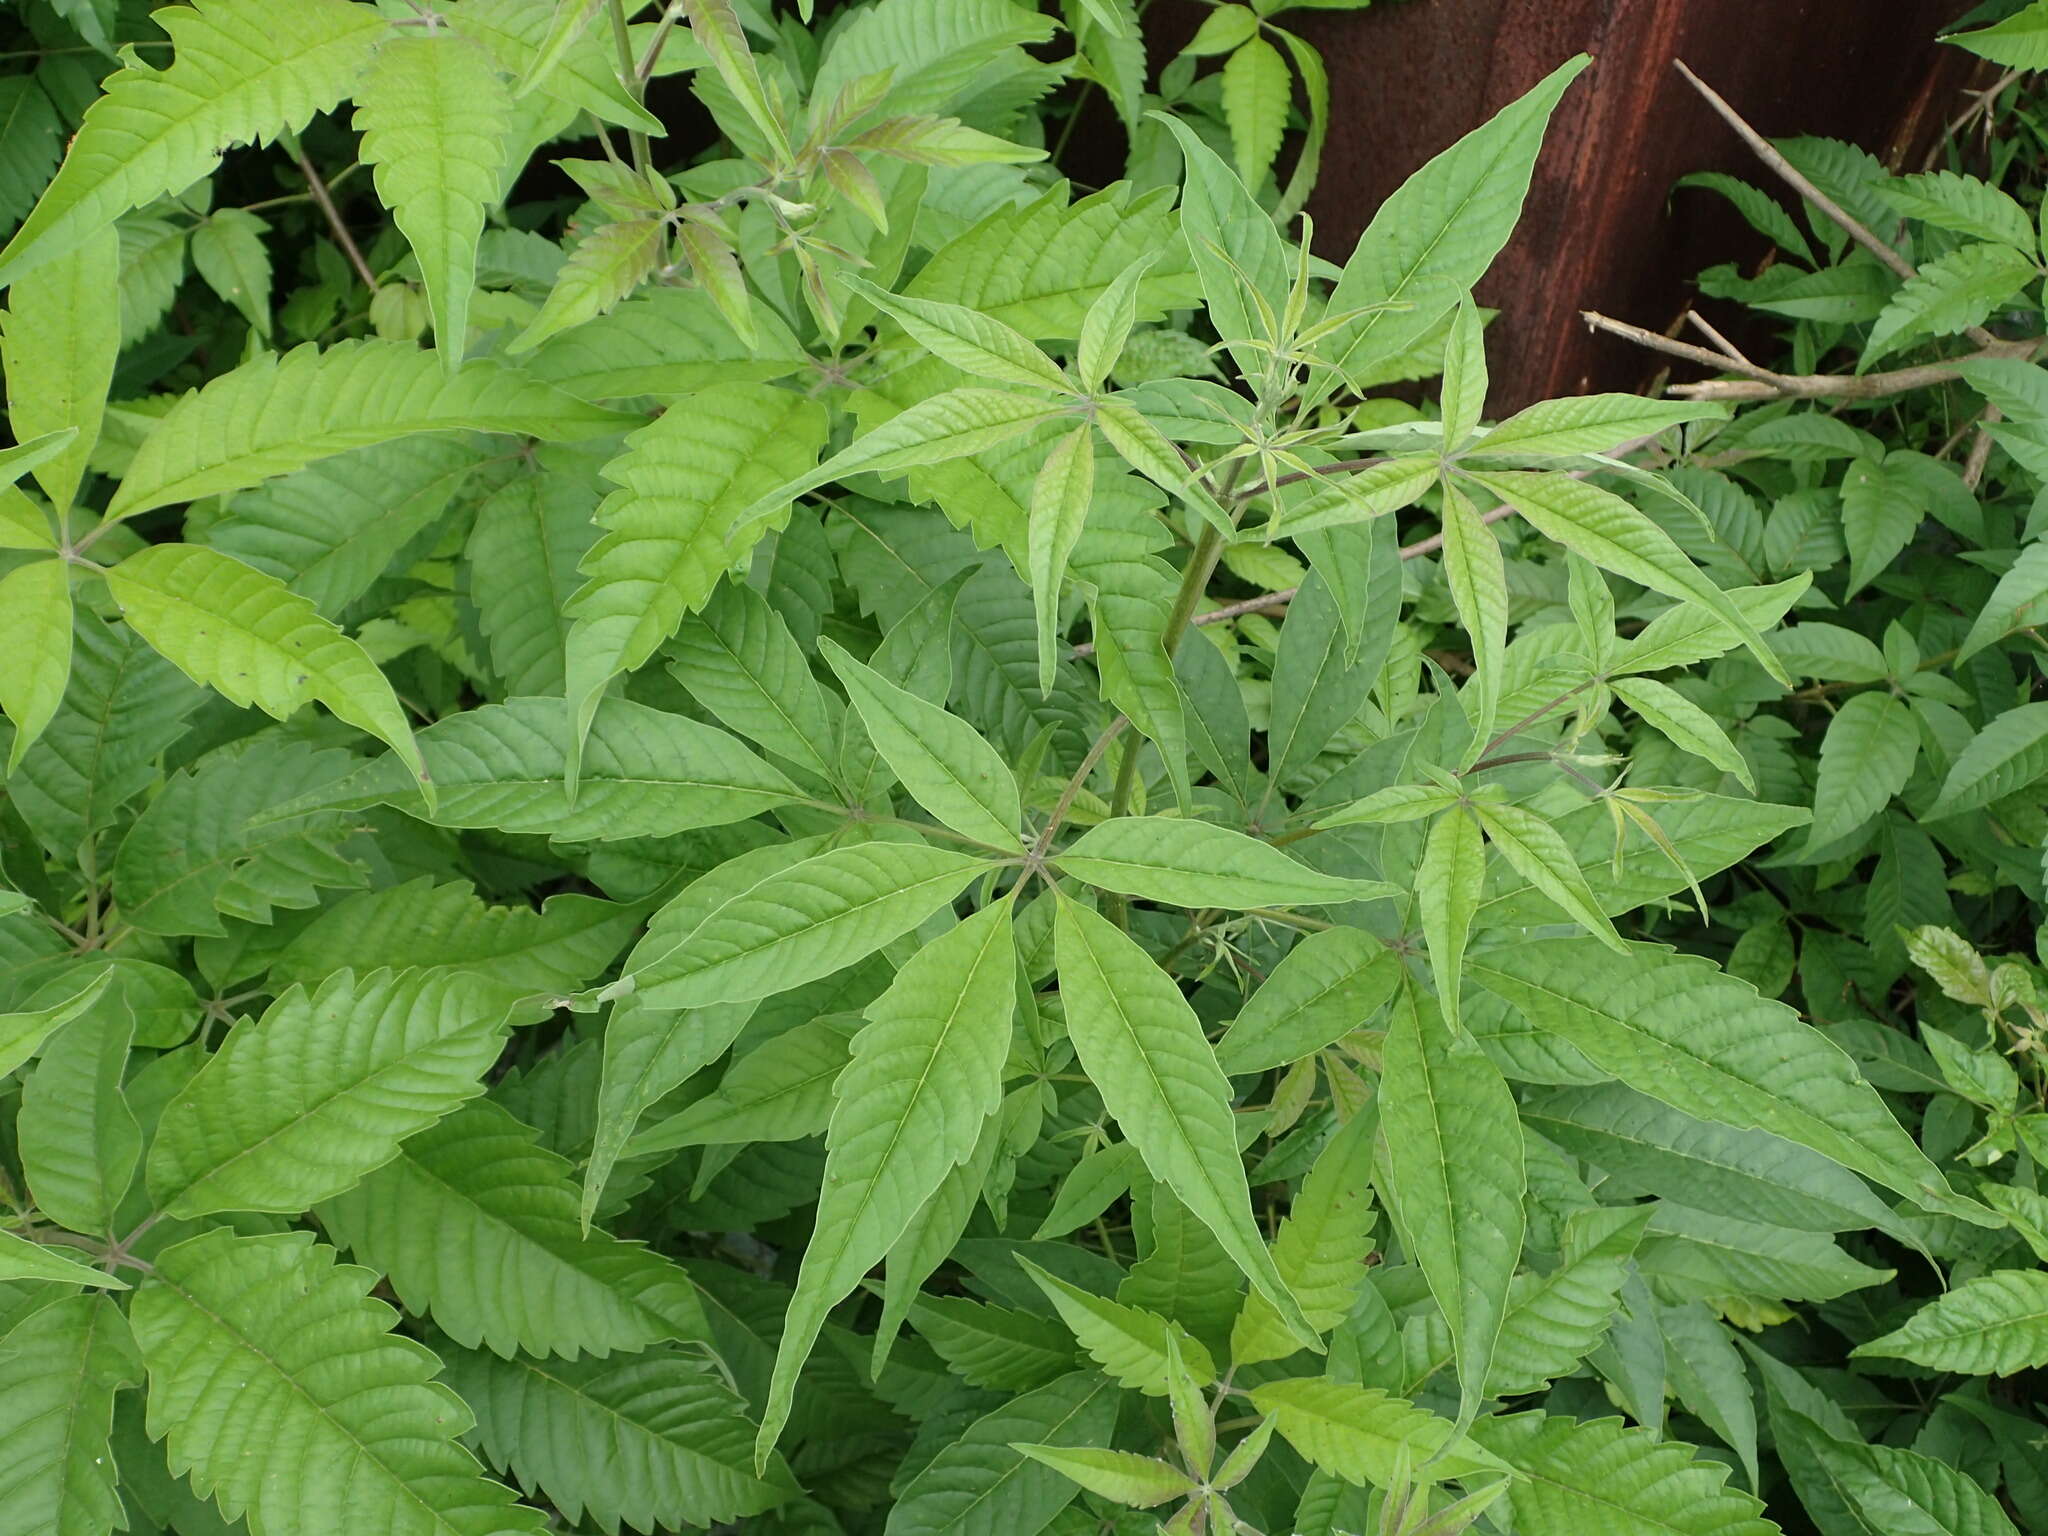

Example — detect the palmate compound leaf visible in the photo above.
[0,1294,140,1536]
[256,695,801,841]
[1053,894,1317,1347]
[758,902,1017,1463]
[562,382,829,751]
[355,31,515,364]
[1246,1378,1512,1489]
[129,1228,549,1536]
[0,0,386,287]
[147,967,548,1218]
[1467,1412,1780,1536]
[442,1342,799,1533]
[1377,989,1525,1427]
[1854,1269,2048,1376]
[318,1099,709,1360]
[102,543,430,805]
[107,339,633,521]
[1055,816,1395,909]
[624,842,991,1010]
[1467,938,1992,1224]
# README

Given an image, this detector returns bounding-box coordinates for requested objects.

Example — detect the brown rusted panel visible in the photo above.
[1145,0,1972,407]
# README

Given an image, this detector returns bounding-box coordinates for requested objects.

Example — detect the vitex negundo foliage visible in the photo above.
[0,1,1978,1534]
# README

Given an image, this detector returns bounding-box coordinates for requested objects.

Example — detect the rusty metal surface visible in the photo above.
[1144,0,1975,407]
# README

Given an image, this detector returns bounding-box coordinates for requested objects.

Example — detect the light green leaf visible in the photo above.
[1946,0,2048,67]
[1467,938,1988,1224]
[19,1003,139,1238]
[0,1226,126,1287]
[1028,425,1096,694]
[1439,478,1506,751]
[1472,394,1728,459]
[1077,254,1156,392]
[191,205,273,336]
[1885,168,2035,251]
[0,556,72,770]
[684,0,792,161]
[1213,927,1401,1074]
[131,1229,547,1536]
[1057,816,1393,908]
[848,273,1072,393]
[0,967,114,1082]
[1221,36,1291,189]
[1855,1270,2048,1376]
[1468,798,1624,951]
[668,580,842,781]
[1468,1412,1778,1536]
[627,842,989,1009]
[102,542,430,804]
[1487,1205,1651,1395]
[445,1343,799,1529]
[910,1294,1076,1389]
[108,340,631,520]
[1322,55,1588,387]
[1379,990,1525,1425]
[1418,806,1486,1031]
[1232,1105,1377,1364]
[1011,1446,1195,1508]
[1,223,119,516]
[1054,896,1315,1345]
[147,967,540,1218]
[1268,456,1439,538]
[1928,700,2048,818]
[1612,676,1755,791]
[1957,540,2048,662]
[511,215,666,353]
[824,640,1021,847]
[1804,690,1918,849]
[1248,1378,1511,1490]
[356,32,513,363]
[1460,469,1789,685]
[1021,1257,1216,1392]
[627,1016,856,1153]
[318,1098,709,1361]
[1864,242,2039,364]
[0,0,385,286]
[0,1295,139,1536]
[1155,113,1286,378]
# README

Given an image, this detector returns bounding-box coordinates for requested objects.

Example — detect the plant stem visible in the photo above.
[608,0,652,174]
[289,139,378,293]
[1104,519,1229,821]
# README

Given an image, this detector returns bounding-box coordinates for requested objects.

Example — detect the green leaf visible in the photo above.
[0,556,72,770]
[1438,479,1507,751]
[130,1229,547,1536]
[1232,1105,1377,1364]
[147,967,540,1218]
[1011,1446,1196,1508]
[511,216,666,354]
[1467,938,1988,1224]
[627,1016,855,1153]
[1472,394,1728,460]
[684,0,792,161]
[263,696,801,840]
[356,32,513,362]
[1673,172,1817,263]
[910,1295,1077,1389]
[1378,990,1525,1425]
[1460,470,1789,685]
[1054,895,1315,1345]
[1928,700,2048,818]
[1021,1257,1216,1392]
[1267,456,1439,538]
[1884,168,2035,251]
[0,970,114,1082]
[1612,676,1755,792]
[0,0,385,286]
[1957,540,2048,662]
[1077,254,1156,393]
[1221,37,1291,188]
[1155,113,1286,379]
[191,205,273,336]
[318,1099,709,1360]
[1947,0,2048,66]
[0,1295,140,1536]
[1467,798,1625,952]
[102,542,430,803]
[1864,243,2039,364]
[668,581,842,781]
[824,640,1021,847]
[758,902,1014,1455]
[1855,1270,2048,1376]
[1,223,119,516]
[1417,806,1486,1031]
[1322,55,1588,387]
[1487,1205,1651,1394]
[1248,1378,1512,1490]
[1213,927,1401,1074]
[19,1003,139,1237]
[108,340,630,520]
[0,1227,125,1288]
[627,842,990,1009]
[444,1342,799,1530]
[849,274,1072,393]
[524,284,805,399]
[1804,690,1918,849]
[1028,425,1096,693]
[1467,1412,1778,1536]
[1056,816,1393,908]
[885,1370,1119,1536]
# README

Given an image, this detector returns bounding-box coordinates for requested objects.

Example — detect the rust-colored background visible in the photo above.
[1139,0,1984,408]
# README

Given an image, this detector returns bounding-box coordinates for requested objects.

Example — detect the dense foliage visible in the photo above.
[2,0,2045,1534]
